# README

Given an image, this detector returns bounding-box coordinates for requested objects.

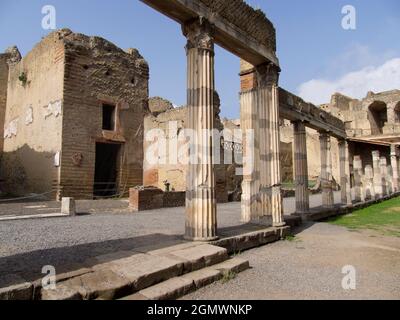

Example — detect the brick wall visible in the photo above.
[1,34,65,197]
[60,30,148,199]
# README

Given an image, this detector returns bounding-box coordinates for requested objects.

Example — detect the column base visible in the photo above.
[272,222,286,227]
[184,235,219,242]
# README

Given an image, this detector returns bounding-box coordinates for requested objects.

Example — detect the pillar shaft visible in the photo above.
[320,132,334,208]
[380,157,388,196]
[293,121,309,215]
[372,151,383,198]
[391,145,399,192]
[257,63,285,227]
[183,19,217,241]
[364,165,375,200]
[353,155,365,202]
[240,89,261,222]
[339,140,352,206]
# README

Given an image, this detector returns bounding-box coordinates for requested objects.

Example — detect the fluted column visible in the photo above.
[293,121,309,216]
[319,132,334,208]
[364,165,375,200]
[380,157,388,196]
[183,18,217,241]
[390,145,399,192]
[353,155,365,203]
[256,63,285,227]
[372,151,383,199]
[338,140,352,206]
[240,89,261,222]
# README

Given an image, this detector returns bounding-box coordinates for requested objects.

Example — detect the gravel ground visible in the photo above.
[184,223,400,300]
[0,192,342,281]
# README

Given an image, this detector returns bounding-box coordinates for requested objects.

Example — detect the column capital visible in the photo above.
[182,17,215,52]
[255,62,280,87]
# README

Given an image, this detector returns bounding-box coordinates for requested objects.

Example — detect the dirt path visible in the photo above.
[184,222,400,300]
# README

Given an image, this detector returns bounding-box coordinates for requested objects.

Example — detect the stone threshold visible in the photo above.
[0,212,69,222]
[306,192,400,221]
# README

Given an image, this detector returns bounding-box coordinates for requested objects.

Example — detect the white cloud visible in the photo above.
[297,57,400,105]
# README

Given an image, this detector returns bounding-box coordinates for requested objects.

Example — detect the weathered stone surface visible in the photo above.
[148,96,173,115]
[61,197,76,215]
[102,253,184,291]
[138,277,194,300]
[165,244,229,272]
[119,293,149,300]
[211,258,250,274]
[181,268,222,289]
[0,274,33,300]
[41,284,81,300]
[59,269,130,300]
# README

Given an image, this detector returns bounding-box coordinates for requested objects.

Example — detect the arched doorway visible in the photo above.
[368,101,387,135]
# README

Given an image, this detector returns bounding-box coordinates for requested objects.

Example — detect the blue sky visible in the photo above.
[1,0,399,118]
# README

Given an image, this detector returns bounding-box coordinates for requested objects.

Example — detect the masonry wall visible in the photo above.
[1,35,65,197]
[144,104,229,203]
[0,55,9,154]
[60,31,148,199]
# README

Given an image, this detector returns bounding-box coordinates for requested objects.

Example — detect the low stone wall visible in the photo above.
[129,187,185,211]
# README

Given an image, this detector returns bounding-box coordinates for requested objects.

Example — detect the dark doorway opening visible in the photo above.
[94,142,120,198]
[102,104,116,131]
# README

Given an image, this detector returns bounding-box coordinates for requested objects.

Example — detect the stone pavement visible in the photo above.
[0,193,341,282]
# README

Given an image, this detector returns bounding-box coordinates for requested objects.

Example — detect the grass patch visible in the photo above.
[328,197,400,237]
[283,235,299,242]
[221,270,237,283]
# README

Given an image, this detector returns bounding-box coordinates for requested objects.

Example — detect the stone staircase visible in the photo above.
[40,243,249,300]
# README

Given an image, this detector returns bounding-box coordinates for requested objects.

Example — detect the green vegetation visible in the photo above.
[283,235,300,242]
[221,270,237,283]
[329,197,400,237]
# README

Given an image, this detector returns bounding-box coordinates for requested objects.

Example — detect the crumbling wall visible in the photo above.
[144,96,229,203]
[60,29,149,199]
[199,0,276,52]
[1,36,64,197]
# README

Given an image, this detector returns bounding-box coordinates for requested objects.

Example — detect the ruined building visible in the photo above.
[0,29,149,199]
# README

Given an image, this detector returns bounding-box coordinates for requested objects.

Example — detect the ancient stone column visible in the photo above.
[380,156,388,196]
[319,132,334,208]
[390,145,399,192]
[364,165,375,200]
[387,165,394,194]
[256,63,285,227]
[353,156,365,203]
[183,18,218,240]
[338,140,352,206]
[240,88,261,222]
[293,121,309,216]
[372,151,383,198]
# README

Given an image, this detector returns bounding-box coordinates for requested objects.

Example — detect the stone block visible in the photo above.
[211,258,250,274]
[166,244,229,273]
[59,269,131,300]
[61,197,76,216]
[138,277,194,300]
[103,253,184,291]
[0,274,33,300]
[129,187,164,211]
[181,268,222,289]
[41,284,81,300]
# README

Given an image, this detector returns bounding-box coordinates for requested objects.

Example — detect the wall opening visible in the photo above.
[368,101,387,135]
[94,142,120,198]
[102,104,116,131]
[394,102,400,123]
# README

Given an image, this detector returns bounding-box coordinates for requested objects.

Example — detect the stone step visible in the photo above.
[120,257,250,300]
[40,243,230,300]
